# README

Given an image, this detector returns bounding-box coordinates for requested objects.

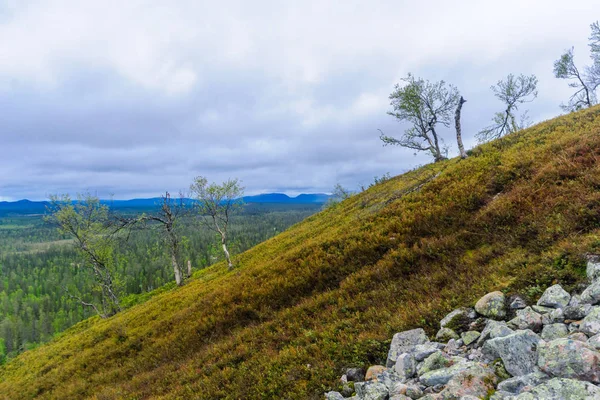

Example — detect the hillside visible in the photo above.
[1,107,600,399]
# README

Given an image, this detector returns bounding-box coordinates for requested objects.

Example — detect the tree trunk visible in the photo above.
[430,124,443,162]
[187,260,192,277]
[221,236,233,270]
[172,253,182,286]
[455,96,467,159]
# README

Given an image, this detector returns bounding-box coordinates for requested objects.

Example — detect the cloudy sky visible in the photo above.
[0,0,597,200]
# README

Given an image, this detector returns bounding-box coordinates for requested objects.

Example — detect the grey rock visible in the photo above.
[541,323,568,341]
[508,307,543,332]
[355,381,390,400]
[440,308,476,333]
[395,353,416,380]
[419,361,475,387]
[580,280,600,305]
[476,320,514,347]
[325,391,345,400]
[376,371,402,395]
[460,331,480,346]
[417,351,450,376]
[444,339,461,356]
[510,296,528,309]
[437,363,497,399]
[569,332,589,342]
[580,307,600,336]
[587,332,600,350]
[537,284,571,309]
[532,305,554,314]
[475,291,506,319]
[482,329,542,376]
[412,343,441,361]
[497,371,549,394]
[490,390,517,400]
[435,327,459,342]
[569,294,582,307]
[564,304,592,320]
[346,367,365,381]
[389,395,411,400]
[386,328,429,367]
[538,338,600,383]
[514,377,600,399]
[587,255,600,281]
[405,385,423,399]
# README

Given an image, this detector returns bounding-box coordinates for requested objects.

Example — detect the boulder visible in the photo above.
[437,364,497,399]
[346,367,365,382]
[475,291,506,319]
[419,361,475,387]
[587,255,600,281]
[325,391,345,400]
[405,385,423,399]
[417,351,450,376]
[569,332,589,342]
[538,338,600,383]
[508,307,543,332]
[365,365,386,381]
[580,307,600,337]
[386,329,429,367]
[440,308,476,333]
[510,296,528,309]
[476,319,514,347]
[537,284,571,309]
[435,327,459,342]
[580,280,600,305]
[394,353,416,381]
[514,377,600,399]
[412,343,442,361]
[355,381,390,400]
[482,330,542,376]
[541,323,568,341]
[460,331,480,346]
[587,333,600,350]
[564,304,593,320]
[497,371,549,394]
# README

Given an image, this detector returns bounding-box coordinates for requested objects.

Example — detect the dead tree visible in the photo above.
[455,96,467,159]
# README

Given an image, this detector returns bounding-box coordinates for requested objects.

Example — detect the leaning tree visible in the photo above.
[477,73,538,142]
[380,73,460,162]
[190,176,244,271]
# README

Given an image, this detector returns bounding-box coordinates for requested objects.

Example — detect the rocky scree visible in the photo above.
[325,255,600,400]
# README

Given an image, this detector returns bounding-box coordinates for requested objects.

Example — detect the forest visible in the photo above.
[0,202,321,363]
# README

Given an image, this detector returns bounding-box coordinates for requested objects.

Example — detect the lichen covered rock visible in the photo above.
[475,291,506,319]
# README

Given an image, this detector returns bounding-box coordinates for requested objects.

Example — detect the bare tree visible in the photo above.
[455,96,467,159]
[380,74,459,162]
[190,177,244,271]
[46,194,130,318]
[477,73,538,142]
[143,192,188,286]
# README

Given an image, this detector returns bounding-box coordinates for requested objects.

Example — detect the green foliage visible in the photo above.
[380,73,459,162]
[2,107,600,399]
[478,74,538,142]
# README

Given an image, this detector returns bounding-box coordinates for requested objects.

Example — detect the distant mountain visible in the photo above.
[0,193,332,215]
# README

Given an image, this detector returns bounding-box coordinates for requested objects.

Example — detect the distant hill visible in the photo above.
[0,193,333,215]
[2,107,600,399]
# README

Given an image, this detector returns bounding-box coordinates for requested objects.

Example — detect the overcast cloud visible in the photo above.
[0,0,597,200]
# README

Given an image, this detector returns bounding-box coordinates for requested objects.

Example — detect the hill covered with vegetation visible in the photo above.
[1,107,600,399]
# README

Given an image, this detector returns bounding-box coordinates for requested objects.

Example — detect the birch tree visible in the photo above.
[190,177,244,271]
[46,194,128,318]
[553,22,600,112]
[477,73,538,142]
[380,74,459,162]
[144,192,188,286]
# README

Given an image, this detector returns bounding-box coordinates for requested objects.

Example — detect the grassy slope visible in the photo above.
[2,107,600,399]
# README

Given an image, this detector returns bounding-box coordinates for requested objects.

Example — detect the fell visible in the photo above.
[1,107,600,399]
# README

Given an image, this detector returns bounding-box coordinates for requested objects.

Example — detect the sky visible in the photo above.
[0,0,598,200]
